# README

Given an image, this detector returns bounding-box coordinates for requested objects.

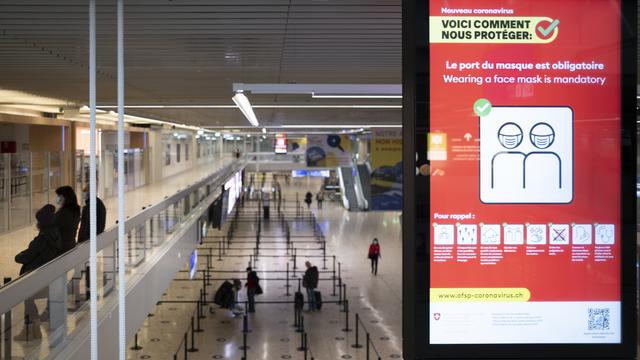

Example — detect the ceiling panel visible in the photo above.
[0,0,401,128]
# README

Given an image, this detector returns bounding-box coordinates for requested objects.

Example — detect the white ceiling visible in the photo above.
[0,0,401,129]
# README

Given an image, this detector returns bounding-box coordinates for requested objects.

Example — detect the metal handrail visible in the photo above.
[0,159,245,315]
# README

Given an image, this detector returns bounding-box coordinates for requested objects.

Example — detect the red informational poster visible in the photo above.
[428,0,621,344]
[274,133,287,154]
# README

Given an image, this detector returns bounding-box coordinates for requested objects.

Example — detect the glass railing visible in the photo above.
[246,152,306,164]
[0,158,245,359]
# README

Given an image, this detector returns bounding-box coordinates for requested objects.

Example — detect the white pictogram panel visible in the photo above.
[480,107,573,203]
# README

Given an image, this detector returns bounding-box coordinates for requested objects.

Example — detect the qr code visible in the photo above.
[587,308,610,330]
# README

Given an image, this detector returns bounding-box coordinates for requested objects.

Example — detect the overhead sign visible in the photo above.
[305,134,353,167]
[428,0,623,345]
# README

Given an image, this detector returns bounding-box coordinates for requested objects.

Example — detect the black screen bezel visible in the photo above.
[402,0,638,358]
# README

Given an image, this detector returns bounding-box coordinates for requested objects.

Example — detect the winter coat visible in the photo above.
[246,271,259,289]
[368,243,380,259]
[53,206,81,253]
[77,197,107,243]
[15,225,62,275]
[302,266,319,289]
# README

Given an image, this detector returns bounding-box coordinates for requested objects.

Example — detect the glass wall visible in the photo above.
[0,151,64,234]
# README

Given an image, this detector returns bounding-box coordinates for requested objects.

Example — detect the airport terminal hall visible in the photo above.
[0,1,638,359]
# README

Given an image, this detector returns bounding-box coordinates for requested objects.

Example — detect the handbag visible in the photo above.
[255,284,263,295]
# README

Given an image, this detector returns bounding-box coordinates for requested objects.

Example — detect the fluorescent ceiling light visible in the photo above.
[312,93,402,99]
[232,92,259,127]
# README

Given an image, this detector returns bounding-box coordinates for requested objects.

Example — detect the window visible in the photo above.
[165,144,171,165]
[185,144,189,161]
[176,143,181,163]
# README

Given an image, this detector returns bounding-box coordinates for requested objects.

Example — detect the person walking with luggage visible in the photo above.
[13,205,61,341]
[245,267,260,313]
[316,191,324,209]
[368,238,381,275]
[302,261,319,312]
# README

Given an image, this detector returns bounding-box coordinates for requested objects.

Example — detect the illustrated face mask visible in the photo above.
[499,134,522,149]
[531,134,554,149]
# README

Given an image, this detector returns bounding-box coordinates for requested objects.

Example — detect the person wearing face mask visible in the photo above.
[13,205,62,341]
[53,186,81,253]
[77,186,106,243]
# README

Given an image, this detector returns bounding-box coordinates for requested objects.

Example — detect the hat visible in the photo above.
[36,204,56,227]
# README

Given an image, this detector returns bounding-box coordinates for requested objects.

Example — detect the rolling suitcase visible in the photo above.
[314,291,323,310]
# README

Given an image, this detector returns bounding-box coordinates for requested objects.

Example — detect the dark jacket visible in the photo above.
[15,225,62,275]
[246,271,259,289]
[77,197,107,243]
[53,207,81,253]
[302,266,319,289]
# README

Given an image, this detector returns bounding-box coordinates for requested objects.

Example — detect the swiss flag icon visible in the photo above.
[433,313,441,321]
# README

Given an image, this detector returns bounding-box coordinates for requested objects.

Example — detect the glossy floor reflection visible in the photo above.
[127,177,403,360]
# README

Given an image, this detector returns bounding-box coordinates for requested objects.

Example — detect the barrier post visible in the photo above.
[297,278,302,293]
[351,313,362,348]
[187,317,198,352]
[297,316,305,345]
[342,300,352,332]
[285,262,291,296]
[195,300,203,332]
[200,289,207,314]
[293,248,298,269]
[303,333,308,359]
[293,304,299,328]
[202,271,207,299]
[130,332,142,350]
[341,284,347,312]
[218,241,223,261]
[322,244,327,270]
[366,332,371,360]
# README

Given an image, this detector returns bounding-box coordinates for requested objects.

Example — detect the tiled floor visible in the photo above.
[127,177,403,360]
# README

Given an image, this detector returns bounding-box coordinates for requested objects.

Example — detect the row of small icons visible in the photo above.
[432,223,615,245]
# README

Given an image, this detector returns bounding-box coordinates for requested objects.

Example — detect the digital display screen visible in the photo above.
[275,133,287,154]
[189,250,198,279]
[291,170,331,178]
[224,171,243,215]
[428,0,621,344]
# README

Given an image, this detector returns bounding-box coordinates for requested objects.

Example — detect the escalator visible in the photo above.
[338,166,359,211]
[357,164,372,209]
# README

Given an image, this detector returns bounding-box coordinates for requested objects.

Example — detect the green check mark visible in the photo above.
[537,19,560,38]
[473,98,492,117]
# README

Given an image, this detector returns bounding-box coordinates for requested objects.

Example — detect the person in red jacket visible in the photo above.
[368,238,381,275]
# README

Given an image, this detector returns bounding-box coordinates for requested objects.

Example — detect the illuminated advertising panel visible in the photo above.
[225,177,237,214]
[427,0,625,346]
[275,133,287,154]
